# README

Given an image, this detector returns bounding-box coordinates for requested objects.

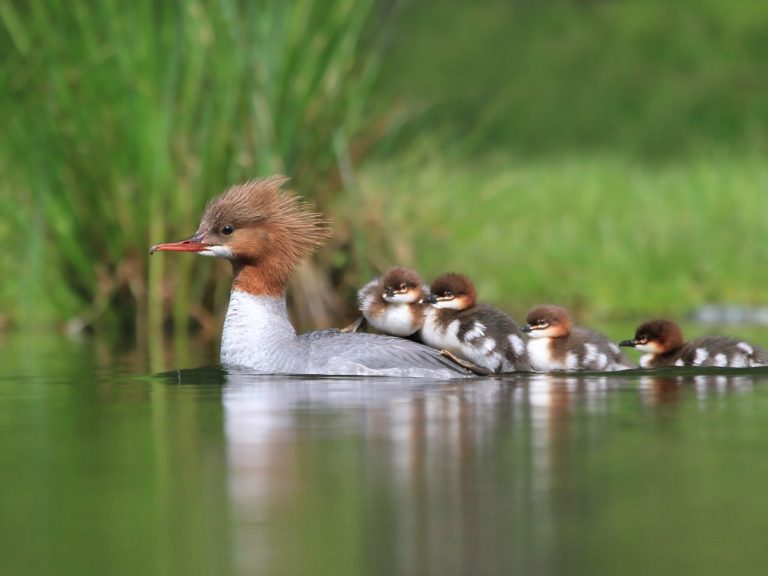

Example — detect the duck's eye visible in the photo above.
[222,224,234,235]
[444,291,454,298]
[399,283,407,291]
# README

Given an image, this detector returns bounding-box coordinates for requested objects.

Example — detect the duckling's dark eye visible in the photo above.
[399,283,407,291]
[444,291,454,298]
[221,224,234,235]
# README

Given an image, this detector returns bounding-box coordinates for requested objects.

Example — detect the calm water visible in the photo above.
[4,335,768,575]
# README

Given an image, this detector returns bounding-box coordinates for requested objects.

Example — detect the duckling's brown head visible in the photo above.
[522,305,572,338]
[421,273,477,311]
[381,267,424,304]
[619,319,684,354]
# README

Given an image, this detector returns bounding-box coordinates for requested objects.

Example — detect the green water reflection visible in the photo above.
[3,336,768,575]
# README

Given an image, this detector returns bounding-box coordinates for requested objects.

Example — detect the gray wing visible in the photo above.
[458,305,530,371]
[575,328,635,369]
[685,336,768,367]
[299,329,474,378]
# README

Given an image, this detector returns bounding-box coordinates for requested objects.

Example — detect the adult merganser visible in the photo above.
[346,267,426,337]
[619,319,768,368]
[420,273,531,373]
[150,177,473,378]
[522,305,634,371]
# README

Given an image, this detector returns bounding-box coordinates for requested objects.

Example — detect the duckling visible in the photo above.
[522,305,634,371]
[619,319,768,368]
[420,273,530,373]
[344,267,426,337]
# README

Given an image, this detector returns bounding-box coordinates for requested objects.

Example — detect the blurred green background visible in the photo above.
[2,0,767,364]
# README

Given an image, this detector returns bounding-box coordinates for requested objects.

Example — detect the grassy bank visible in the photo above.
[356,151,768,323]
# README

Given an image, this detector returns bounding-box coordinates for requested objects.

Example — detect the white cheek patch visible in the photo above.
[693,348,709,365]
[199,245,234,259]
[528,326,557,339]
[432,299,463,310]
[384,292,419,304]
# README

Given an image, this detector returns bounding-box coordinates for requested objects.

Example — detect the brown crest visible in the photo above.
[200,177,331,295]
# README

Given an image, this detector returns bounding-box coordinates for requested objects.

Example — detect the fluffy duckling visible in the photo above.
[522,305,634,371]
[347,266,426,337]
[619,319,768,368]
[420,273,530,373]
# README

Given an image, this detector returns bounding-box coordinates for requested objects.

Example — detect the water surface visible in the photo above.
[3,335,768,575]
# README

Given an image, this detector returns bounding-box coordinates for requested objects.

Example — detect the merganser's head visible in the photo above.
[150,177,330,293]
[380,267,424,304]
[619,319,684,354]
[522,305,572,338]
[421,273,477,311]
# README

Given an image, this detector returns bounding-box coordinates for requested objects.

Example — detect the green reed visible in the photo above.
[0,0,380,362]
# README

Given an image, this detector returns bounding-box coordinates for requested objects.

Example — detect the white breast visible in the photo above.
[367,303,420,337]
[526,338,559,371]
[421,312,461,353]
[639,354,654,368]
[221,291,300,372]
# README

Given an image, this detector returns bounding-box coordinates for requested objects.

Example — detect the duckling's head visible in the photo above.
[150,176,331,293]
[381,267,424,304]
[522,306,572,338]
[619,319,684,354]
[421,273,477,311]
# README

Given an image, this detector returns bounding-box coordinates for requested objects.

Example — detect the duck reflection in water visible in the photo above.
[188,368,765,575]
